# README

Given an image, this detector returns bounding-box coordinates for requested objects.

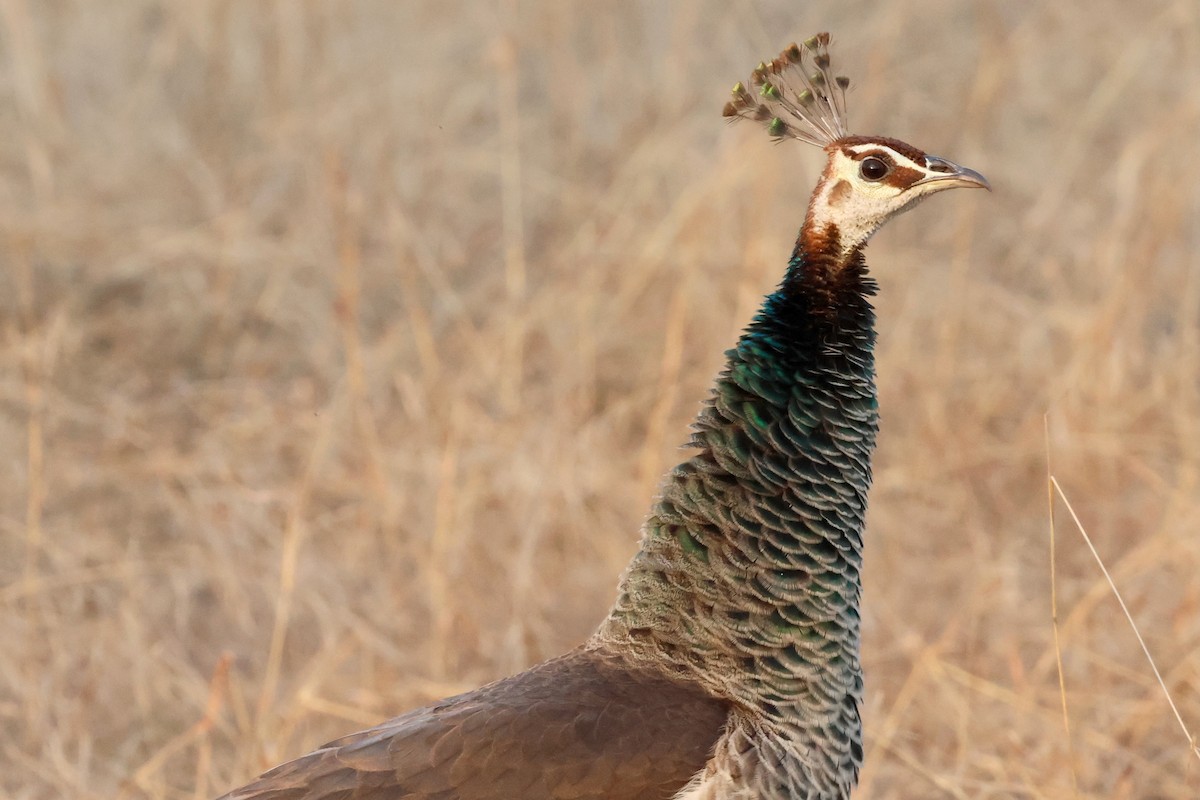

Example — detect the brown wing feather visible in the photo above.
[218,648,729,800]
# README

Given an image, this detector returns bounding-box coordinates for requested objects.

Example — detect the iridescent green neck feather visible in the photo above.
[596,227,878,796]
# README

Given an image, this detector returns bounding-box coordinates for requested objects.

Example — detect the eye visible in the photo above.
[860,156,890,181]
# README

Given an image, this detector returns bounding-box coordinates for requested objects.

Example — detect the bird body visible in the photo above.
[217,34,988,800]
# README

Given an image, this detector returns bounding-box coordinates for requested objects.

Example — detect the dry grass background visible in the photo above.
[2,1,1198,798]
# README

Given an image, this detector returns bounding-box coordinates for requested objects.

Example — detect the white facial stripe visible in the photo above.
[843,143,924,171]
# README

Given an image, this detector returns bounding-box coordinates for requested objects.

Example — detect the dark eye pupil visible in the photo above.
[861,157,888,180]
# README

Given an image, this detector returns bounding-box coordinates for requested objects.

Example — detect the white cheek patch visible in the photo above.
[806,151,922,255]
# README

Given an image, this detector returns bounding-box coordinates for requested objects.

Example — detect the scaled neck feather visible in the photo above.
[597,221,879,675]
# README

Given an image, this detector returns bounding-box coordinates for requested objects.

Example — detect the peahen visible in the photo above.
[217,33,988,800]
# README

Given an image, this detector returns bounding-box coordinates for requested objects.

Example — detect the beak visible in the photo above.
[917,155,991,191]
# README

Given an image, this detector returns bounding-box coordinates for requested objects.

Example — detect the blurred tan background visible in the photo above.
[2,1,1198,798]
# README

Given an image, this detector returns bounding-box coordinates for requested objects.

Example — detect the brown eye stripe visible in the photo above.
[844,149,923,188]
[852,150,894,167]
[836,136,930,189]
[884,166,924,189]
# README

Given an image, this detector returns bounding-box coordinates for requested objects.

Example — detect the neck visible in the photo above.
[804,170,884,260]
[596,227,878,790]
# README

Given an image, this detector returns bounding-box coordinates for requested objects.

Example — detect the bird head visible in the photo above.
[724,34,989,258]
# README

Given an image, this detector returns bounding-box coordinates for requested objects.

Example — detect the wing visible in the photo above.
[218,648,729,800]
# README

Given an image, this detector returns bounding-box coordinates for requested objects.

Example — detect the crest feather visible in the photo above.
[722,33,852,146]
